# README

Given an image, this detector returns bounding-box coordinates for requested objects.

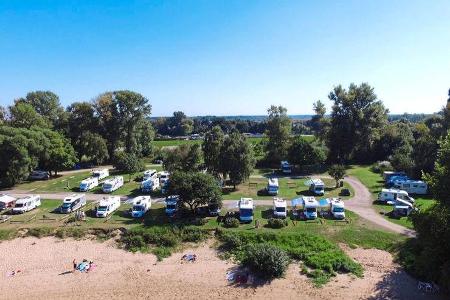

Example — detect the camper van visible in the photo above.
[280,161,292,174]
[266,178,279,195]
[239,198,254,222]
[387,175,409,187]
[29,170,50,180]
[96,196,121,218]
[59,194,86,214]
[393,180,428,195]
[302,196,318,220]
[79,177,99,192]
[330,198,345,219]
[102,176,124,193]
[141,177,160,193]
[309,179,325,196]
[165,195,179,216]
[383,171,406,181]
[0,194,16,210]
[12,195,41,214]
[273,197,287,218]
[143,169,158,181]
[131,196,151,218]
[392,198,415,217]
[158,171,170,185]
[92,169,109,181]
[378,188,415,204]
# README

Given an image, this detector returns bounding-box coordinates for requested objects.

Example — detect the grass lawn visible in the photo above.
[222,177,353,200]
[347,165,436,229]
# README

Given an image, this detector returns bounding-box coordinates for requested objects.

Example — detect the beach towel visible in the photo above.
[77,262,89,272]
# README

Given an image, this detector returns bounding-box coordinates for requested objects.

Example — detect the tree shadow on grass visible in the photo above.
[296,189,315,196]
[261,209,273,219]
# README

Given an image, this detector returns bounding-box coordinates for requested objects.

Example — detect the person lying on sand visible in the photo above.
[181,254,197,263]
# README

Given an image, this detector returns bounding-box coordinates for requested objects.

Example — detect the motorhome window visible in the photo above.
[133,205,144,211]
[80,183,87,188]
[333,207,344,213]
[306,207,316,213]
[62,203,71,208]
[15,203,24,207]
[275,207,286,212]
[167,204,176,210]
[97,206,108,211]
[413,185,418,188]
[103,184,112,189]
[240,208,253,217]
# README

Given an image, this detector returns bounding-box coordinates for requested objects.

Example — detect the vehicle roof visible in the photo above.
[302,196,318,207]
[310,178,324,185]
[268,178,279,185]
[239,198,253,209]
[81,177,97,183]
[63,194,84,202]
[399,180,426,184]
[144,169,157,174]
[133,196,150,204]
[16,195,38,203]
[0,194,16,202]
[93,169,108,173]
[99,196,119,205]
[381,188,408,194]
[273,198,286,207]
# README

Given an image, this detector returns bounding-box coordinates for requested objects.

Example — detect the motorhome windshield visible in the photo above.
[133,205,144,211]
[275,207,286,212]
[306,207,316,213]
[333,207,344,213]
[240,208,253,217]
[97,206,108,211]
[166,204,176,210]
[62,203,71,208]
[80,183,87,188]
[315,187,324,191]
[93,172,100,177]
[103,184,112,189]
[15,203,24,208]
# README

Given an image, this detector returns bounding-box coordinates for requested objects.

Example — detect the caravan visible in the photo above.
[59,194,86,214]
[131,196,151,218]
[158,171,170,185]
[280,161,292,174]
[12,195,41,214]
[378,188,415,204]
[272,198,287,218]
[309,179,325,196]
[141,177,160,193]
[330,198,345,219]
[239,198,254,222]
[302,196,319,220]
[393,180,428,195]
[96,196,121,218]
[79,177,99,192]
[165,195,179,216]
[143,169,158,181]
[102,176,124,193]
[92,169,109,180]
[0,194,16,210]
[266,178,279,195]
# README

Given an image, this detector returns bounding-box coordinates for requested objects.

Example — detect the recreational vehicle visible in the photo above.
[239,198,254,222]
[102,176,124,193]
[79,177,99,192]
[92,169,109,180]
[330,198,345,219]
[280,161,292,174]
[309,179,325,196]
[12,195,41,214]
[266,178,279,195]
[273,197,287,218]
[96,196,121,218]
[131,196,151,218]
[158,171,170,185]
[0,194,16,210]
[386,175,409,187]
[29,170,50,180]
[378,188,415,204]
[302,196,318,220]
[59,194,86,214]
[383,171,406,181]
[165,195,179,216]
[141,177,160,193]
[392,198,415,217]
[143,169,158,181]
[393,180,428,195]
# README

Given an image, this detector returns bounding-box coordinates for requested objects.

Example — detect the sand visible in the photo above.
[0,237,443,300]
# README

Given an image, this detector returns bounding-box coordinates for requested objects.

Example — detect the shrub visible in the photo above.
[0,229,16,240]
[152,247,172,261]
[113,151,145,173]
[55,228,87,239]
[267,218,288,229]
[123,234,147,252]
[242,244,290,279]
[191,217,208,226]
[27,227,53,238]
[371,161,393,174]
[180,227,208,243]
[223,217,240,228]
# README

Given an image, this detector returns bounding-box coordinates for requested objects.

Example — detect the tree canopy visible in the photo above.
[265,105,291,164]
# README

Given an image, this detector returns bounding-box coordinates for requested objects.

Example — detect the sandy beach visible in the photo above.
[0,237,442,300]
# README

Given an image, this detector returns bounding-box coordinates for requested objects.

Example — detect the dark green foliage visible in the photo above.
[202,126,225,176]
[163,143,203,173]
[0,229,17,240]
[242,243,290,279]
[76,132,109,165]
[27,227,54,238]
[113,151,145,173]
[223,217,240,228]
[265,105,291,163]
[54,228,88,239]
[288,136,326,169]
[328,164,346,187]
[267,218,288,228]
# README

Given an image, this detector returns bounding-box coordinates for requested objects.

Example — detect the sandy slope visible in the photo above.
[0,237,443,300]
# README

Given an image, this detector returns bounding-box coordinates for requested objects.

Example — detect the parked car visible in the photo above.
[29,170,50,180]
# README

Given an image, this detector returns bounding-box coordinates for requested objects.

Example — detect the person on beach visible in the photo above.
[72,259,77,272]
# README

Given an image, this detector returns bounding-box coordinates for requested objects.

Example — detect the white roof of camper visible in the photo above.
[239,198,253,209]
[330,198,344,208]
[381,188,409,194]
[273,198,286,208]
[99,196,119,206]
[63,194,84,203]
[268,178,279,186]
[0,194,16,203]
[302,196,318,208]
[16,195,38,204]
[81,177,96,183]
[93,169,108,174]
[310,179,324,186]
[133,196,150,204]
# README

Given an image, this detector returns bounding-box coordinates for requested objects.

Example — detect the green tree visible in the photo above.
[310,100,329,140]
[163,144,203,173]
[9,102,50,128]
[16,91,64,127]
[265,105,291,164]
[67,102,99,143]
[0,135,34,187]
[113,151,145,173]
[0,106,6,124]
[167,171,222,213]
[202,126,225,177]
[77,132,109,165]
[167,111,193,136]
[220,131,255,188]
[40,130,77,175]
[327,83,388,163]
[288,136,326,170]
[328,164,346,187]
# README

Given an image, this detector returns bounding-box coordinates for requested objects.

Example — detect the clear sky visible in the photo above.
[0,0,449,116]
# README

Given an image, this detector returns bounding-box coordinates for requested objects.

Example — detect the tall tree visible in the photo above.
[16,91,64,127]
[0,134,34,187]
[310,100,329,140]
[327,83,388,163]
[202,126,225,177]
[9,102,50,128]
[0,106,6,124]
[77,132,109,165]
[163,144,203,173]
[265,105,291,164]
[288,136,326,169]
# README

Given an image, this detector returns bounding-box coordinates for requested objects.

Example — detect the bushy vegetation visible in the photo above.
[267,218,288,229]
[217,230,363,285]
[222,216,240,228]
[242,243,290,279]
[0,229,17,241]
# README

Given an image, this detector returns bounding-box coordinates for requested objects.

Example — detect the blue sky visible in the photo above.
[0,0,449,116]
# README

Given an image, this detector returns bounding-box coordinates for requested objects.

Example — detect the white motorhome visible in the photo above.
[302,196,318,220]
[393,180,428,195]
[330,198,345,220]
[0,194,16,210]
[96,196,121,218]
[280,161,292,174]
[165,195,179,216]
[12,195,41,214]
[273,197,287,218]
[143,169,158,181]
[59,194,86,214]
[92,169,109,181]
[239,198,254,222]
[102,176,124,193]
[79,177,99,192]
[309,179,325,196]
[141,177,160,193]
[131,196,151,218]
[158,171,170,185]
[378,188,415,204]
[392,198,415,217]
[266,178,279,195]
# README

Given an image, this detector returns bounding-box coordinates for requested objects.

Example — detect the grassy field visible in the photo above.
[347,165,436,229]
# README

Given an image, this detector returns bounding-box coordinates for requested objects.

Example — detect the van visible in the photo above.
[131,196,151,218]
[239,198,254,222]
[266,178,279,195]
[141,177,160,193]
[59,194,86,214]
[143,169,158,181]
[0,194,16,210]
[158,171,170,185]
[302,196,318,220]
[165,195,179,216]
[393,180,428,195]
[102,176,124,193]
[309,179,325,196]
[330,198,345,219]
[378,188,415,204]
[280,161,292,174]
[96,196,121,218]
[273,197,287,218]
[12,195,41,214]
[79,177,99,192]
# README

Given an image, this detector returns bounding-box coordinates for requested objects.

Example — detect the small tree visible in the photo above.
[328,164,346,187]
[113,152,145,174]
[163,144,202,173]
[167,171,222,214]
[242,244,290,279]
[288,136,326,170]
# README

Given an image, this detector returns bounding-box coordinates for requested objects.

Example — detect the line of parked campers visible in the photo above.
[377,171,429,217]
[78,169,170,194]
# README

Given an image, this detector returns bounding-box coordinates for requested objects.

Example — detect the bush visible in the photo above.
[27,227,54,238]
[371,161,393,174]
[152,247,172,261]
[191,217,208,226]
[113,151,145,173]
[0,229,16,240]
[55,228,87,239]
[242,244,290,279]
[180,227,208,243]
[223,217,240,228]
[267,218,288,229]
[123,234,148,252]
